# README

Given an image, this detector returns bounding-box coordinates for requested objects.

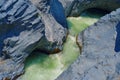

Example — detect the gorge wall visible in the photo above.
[0,0,120,80]
[59,0,120,16]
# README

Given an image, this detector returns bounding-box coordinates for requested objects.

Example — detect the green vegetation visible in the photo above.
[21,10,104,80]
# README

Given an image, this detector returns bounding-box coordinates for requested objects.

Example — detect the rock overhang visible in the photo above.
[59,0,120,17]
[0,0,68,79]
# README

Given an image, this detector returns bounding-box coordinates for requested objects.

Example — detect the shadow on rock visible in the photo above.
[115,22,120,52]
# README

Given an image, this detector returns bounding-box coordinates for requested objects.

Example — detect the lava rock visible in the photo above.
[56,8,120,80]
[59,0,120,16]
[0,0,67,79]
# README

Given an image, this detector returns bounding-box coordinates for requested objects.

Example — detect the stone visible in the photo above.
[56,8,120,80]
[58,0,75,17]
[59,0,120,16]
[0,0,67,79]
[30,0,68,28]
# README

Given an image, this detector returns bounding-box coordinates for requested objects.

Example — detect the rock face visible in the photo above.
[31,0,67,28]
[56,8,120,80]
[0,0,67,79]
[59,0,120,16]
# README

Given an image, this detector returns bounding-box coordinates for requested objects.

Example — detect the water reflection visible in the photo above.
[115,22,120,52]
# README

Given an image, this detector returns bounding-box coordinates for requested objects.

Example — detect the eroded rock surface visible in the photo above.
[56,8,120,80]
[59,0,120,16]
[0,0,67,79]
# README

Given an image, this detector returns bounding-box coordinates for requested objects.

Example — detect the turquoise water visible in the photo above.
[21,10,105,80]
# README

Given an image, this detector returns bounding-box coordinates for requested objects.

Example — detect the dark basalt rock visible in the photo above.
[59,0,120,17]
[0,0,67,79]
[56,8,120,80]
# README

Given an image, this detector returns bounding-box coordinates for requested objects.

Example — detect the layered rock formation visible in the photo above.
[0,0,67,79]
[56,8,120,80]
[59,0,120,16]
[0,0,120,79]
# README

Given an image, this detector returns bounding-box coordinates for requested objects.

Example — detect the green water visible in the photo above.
[21,11,104,80]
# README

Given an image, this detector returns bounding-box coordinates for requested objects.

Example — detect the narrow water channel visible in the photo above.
[21,9,107,80]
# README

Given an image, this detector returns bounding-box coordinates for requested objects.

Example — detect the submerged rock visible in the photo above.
[0,0,67,79]
[56,8,120,80]
[59,0,120,16]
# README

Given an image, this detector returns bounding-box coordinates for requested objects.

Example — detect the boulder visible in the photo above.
[0,0,67,79]
[56,8,120,80]
[59,0,120,16]
[30,0,68,28]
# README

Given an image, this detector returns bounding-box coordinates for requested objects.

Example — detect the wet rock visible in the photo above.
[59,0,120,16]
[56,8,120,80]
[0,0,67,79]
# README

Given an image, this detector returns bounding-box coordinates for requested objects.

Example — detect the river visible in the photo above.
[21,9,106,80]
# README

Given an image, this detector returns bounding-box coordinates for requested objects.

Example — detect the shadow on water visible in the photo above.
[80,8,110,18]
[115,22,120,52]
[24,51,48,69]
[22,50,62,80]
